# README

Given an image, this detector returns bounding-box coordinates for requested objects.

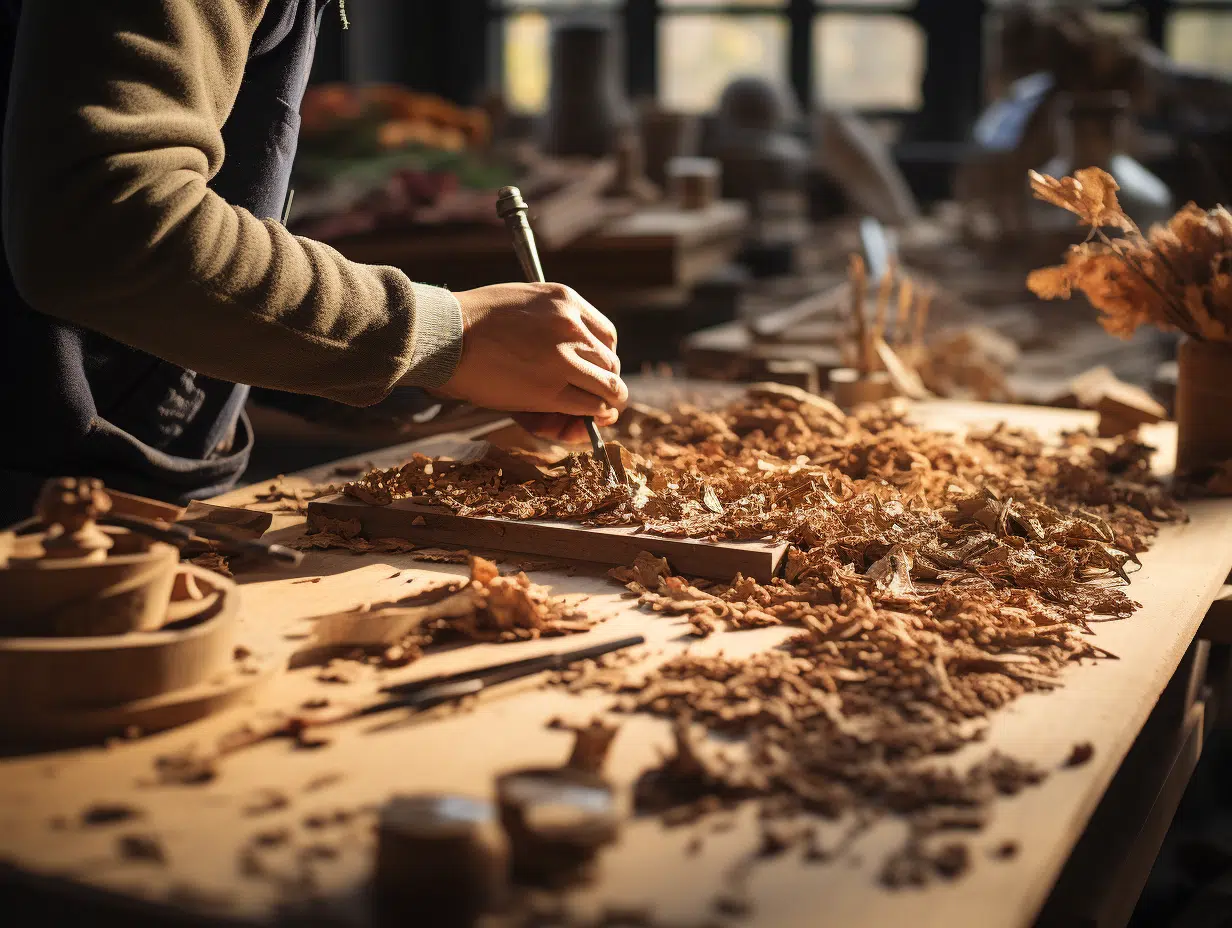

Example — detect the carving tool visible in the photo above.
[215,634,647,755]
[495,186,620,485]
[103,514,304,568]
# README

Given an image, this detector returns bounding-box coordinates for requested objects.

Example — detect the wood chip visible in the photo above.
[82,803,142,827]
[324,386,1182,886]
[1063,742,1095,768]
[117,833,166,865]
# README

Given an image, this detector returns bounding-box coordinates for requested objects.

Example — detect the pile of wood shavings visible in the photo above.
[340,383,1182,888]
[344,383,1177,548]
[295,514,419,554]
[301,554,594,670]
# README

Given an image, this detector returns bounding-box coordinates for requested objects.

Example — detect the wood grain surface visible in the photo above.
[0,402,1225,928]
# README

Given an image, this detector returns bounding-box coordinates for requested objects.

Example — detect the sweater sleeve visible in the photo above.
[1,0,463,405]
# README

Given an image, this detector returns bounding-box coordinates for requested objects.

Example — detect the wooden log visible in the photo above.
[830,368,895,410]
[305,495,788,583]
[374,794,509,921]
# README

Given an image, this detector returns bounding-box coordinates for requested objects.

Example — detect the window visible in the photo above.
[659,7,789,111]
[497,1,621,113]
[1167,2,1232,75]
[490,0,928,117]
[813,12,923,109]
[486,1,1232,136]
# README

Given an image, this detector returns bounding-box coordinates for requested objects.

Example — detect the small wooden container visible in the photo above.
[496,766,619,887]
[830,368,896,410]
[666,156,720,211]
[1175,337,1232,477]
[373,794,508,924]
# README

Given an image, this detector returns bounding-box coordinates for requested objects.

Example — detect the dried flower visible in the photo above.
[1028,168,1232,341]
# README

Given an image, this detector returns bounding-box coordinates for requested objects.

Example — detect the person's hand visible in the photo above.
[437,283,627,441]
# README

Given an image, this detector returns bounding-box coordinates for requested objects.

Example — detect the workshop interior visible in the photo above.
[6,0,1232,925]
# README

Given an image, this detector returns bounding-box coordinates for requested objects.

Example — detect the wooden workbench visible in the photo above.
[2,401,1231,928]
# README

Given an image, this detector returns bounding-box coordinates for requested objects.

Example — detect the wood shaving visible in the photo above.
[242,789,291,817]
[150,748,218,787]
[564,717,621,775]
[1063,742,1095,768]
[331,386,1180,889]
[117,833,166,865]
[297,556,595,669]
[253,481,337,513]
[410,547,471,563]
[82,803,142,827]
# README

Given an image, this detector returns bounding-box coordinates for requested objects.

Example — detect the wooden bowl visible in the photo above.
[0,527,178,637]
[0,561,242,729]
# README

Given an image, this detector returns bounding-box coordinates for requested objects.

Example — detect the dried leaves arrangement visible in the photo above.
[337,384,1179,887]
[1027,167,1232,340]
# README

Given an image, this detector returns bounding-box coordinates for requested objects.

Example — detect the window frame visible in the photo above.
[484,0,1232,139]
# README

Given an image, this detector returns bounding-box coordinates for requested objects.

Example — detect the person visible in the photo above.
[0,0,628,526]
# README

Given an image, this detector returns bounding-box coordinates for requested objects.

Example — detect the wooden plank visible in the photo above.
[306,494,788,583]
[748,281,850,341]
[1034,645,1208,928]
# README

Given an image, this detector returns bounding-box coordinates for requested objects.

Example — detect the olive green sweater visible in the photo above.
[2,0,463,406]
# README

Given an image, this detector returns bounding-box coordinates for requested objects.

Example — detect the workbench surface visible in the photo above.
[2,401,1230,928]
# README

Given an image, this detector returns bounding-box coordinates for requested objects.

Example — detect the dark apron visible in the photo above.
[0,0,330,525]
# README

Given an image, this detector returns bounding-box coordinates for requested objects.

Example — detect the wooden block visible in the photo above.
[306,495,788,583]
[1061,366,1166,426]
[1094,381,1166,427]
[762,359,820,394]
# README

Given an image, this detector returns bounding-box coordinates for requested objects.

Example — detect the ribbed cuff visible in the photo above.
[405,282,464,389]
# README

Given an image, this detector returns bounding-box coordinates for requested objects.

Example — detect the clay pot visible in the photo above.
[1175,337,1232,477]
[539,20,632,157]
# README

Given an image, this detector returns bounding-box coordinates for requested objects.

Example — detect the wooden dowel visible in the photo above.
[894,276,914,346]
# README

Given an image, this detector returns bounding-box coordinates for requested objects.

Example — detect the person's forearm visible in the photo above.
[2,0,461,406]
